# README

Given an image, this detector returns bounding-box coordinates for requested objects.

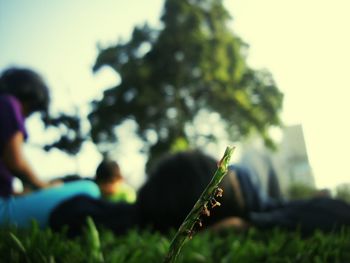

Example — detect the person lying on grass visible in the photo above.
[49,150,350,237]
[0,67,100,229]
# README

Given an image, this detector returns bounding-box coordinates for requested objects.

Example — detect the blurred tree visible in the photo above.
[287,182,316,200]
[43,113,85,155]
[89,0,283,168]
[335,183,350,203]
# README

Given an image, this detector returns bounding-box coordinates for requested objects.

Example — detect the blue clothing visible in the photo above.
[229,165,350,235]
[0,95,101,229]
[228,165,281,212]
[0,180,100,228]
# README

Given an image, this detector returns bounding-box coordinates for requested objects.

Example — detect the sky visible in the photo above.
[1,0,349,190]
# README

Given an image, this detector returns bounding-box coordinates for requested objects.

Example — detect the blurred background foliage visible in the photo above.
[43,113,85,155]
[287,182,350,204]
[335,184,350,203]
[87,0,283,168]
[287,183,318,200]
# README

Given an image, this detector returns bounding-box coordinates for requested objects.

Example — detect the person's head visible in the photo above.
[136,150,242,232]
[0,67,50,117]
[95,159,123,196]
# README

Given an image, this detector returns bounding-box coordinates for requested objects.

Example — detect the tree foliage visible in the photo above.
[89,0,283,165]
[43,113,85,155]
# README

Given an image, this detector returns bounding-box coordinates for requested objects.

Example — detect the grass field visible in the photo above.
[1,221,349,263]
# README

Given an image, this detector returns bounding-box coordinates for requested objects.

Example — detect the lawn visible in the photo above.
[1,221,349,263]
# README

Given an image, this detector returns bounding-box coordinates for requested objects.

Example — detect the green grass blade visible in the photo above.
[164,146,235,263]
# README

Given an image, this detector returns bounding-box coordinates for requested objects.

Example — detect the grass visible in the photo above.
[1,223,350,263]
[164,146,235,262]
[2,146,350,262]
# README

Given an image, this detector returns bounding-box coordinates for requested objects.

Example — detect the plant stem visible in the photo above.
[163,146,235,263]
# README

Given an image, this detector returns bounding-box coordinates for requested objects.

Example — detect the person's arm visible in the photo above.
[2,131,48,190]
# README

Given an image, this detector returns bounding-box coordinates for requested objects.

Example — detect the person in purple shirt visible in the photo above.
[0,67,100,228]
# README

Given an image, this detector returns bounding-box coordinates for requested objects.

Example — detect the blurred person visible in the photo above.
[136,150,283,232]
[0,67,100,228]
[138,150,350,235]
[238,146,282,200]
[95,159,136,203]
[50,150,350,237]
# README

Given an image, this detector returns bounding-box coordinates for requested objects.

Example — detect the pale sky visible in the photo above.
[1,0,349,189]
